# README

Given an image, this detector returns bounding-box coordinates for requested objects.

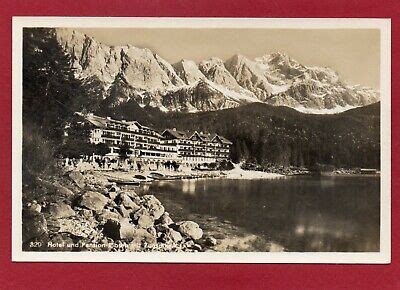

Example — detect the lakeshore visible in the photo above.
[21,164,380,253]
[22,166,285,253]
[22,169,212,252]
[97,162,286,185]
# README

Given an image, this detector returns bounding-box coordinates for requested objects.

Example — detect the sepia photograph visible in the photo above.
[12,17,391,263]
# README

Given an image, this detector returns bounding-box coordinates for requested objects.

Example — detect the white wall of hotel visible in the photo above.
[90,131,224,170]
[86,114,230,170]
[102,145,220,167]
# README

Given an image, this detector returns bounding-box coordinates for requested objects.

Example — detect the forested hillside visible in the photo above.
[97,101,380,169]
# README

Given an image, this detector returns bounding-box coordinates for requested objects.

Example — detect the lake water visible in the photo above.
[140,175,380,252]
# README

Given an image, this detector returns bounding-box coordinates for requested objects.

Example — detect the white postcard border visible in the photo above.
[12,17,391,263]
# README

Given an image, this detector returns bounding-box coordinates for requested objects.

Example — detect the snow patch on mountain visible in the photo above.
[295,104,359,115]
[205,80,262,104]
[55,28,380,114]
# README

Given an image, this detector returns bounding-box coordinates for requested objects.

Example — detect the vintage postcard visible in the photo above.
[12,17,391,263]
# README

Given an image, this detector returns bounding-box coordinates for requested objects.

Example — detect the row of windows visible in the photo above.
[91,128,231,159]
[119,134,230,147]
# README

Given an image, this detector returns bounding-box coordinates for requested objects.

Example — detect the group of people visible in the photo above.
[63,155,186,172]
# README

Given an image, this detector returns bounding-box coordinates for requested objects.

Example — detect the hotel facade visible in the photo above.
[83,114,232,169]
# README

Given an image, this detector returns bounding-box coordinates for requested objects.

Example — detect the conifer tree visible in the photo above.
[23,28,103,175]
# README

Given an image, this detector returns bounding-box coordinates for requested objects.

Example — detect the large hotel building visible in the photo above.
[83,114,232,169]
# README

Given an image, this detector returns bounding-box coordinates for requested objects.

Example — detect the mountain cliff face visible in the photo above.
[56,28,379,114]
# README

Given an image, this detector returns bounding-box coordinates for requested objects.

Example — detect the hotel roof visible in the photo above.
[79,113,231,144]
[162,129,188,139]
[82,113,161,137]
[212,135,233,145]
[85,114,109,129]
[191,131,232,144]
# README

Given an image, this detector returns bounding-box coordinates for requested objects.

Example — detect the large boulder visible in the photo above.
[164,228,183,243]
[97,209,121,223]
[103,218,136,241]
[68,171,86,189]
[147,226,157,237]
[53,182,75,198]
[108,190,118,201]
[159,212,174,226]
[119,219,136,241]
[56,216,97,238]
[127,228,157,251]
[117,204,131,218]
[22,209,48,243]
[122,189,139,200]
[82,172,111,187]
[177,221,203,240]
[137,213,154,229]
[133,207,155,229]
[79,191,109,211]
[141,195,164,220]
[38,179,76,200]
[119,193,140,211]
[45,202,75,219]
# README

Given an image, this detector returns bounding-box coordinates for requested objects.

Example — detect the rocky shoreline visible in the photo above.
[22,170,217,252]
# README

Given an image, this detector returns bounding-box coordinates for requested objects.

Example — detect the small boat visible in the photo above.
[148,172,169,180]
[164,175,180,180]
[155,176,172,181]
[134,174,154,182]
[107,178,140,186]
[149,172,162,177]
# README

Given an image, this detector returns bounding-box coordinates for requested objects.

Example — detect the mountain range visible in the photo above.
[56,28,379,114]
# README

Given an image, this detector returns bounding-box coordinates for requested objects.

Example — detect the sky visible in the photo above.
[77,28,380,89]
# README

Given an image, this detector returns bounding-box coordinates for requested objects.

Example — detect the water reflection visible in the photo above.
[182,180,196,195]
[143,176,380,252]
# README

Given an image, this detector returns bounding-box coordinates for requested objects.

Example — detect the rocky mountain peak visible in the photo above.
[55,28,380,114]
[199,57,224,70]
[172,59,206,85]
[268,51,290,62]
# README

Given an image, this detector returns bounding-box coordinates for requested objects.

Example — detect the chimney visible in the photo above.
[106,116,111,120]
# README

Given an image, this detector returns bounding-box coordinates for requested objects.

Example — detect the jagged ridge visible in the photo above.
[55,28,380,114]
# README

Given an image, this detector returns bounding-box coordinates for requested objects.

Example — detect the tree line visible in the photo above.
[22,28,104,180]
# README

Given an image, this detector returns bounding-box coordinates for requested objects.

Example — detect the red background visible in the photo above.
[0,0,398,289]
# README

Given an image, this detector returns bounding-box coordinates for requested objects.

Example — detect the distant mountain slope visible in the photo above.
[97,102,380,169]
[56,28,379,114]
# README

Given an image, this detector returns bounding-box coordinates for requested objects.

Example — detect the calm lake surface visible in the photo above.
[141,175,380,252]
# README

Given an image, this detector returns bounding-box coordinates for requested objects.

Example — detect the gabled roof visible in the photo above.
[190,131,232,144]
[198,133,211,142]
[82,113,161,135]
[127,121,142,129]
[190,131,212,142]
[162,129,188,139]
[212,134,233,145]
[85,114,108,129]
[209,133,218,140]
